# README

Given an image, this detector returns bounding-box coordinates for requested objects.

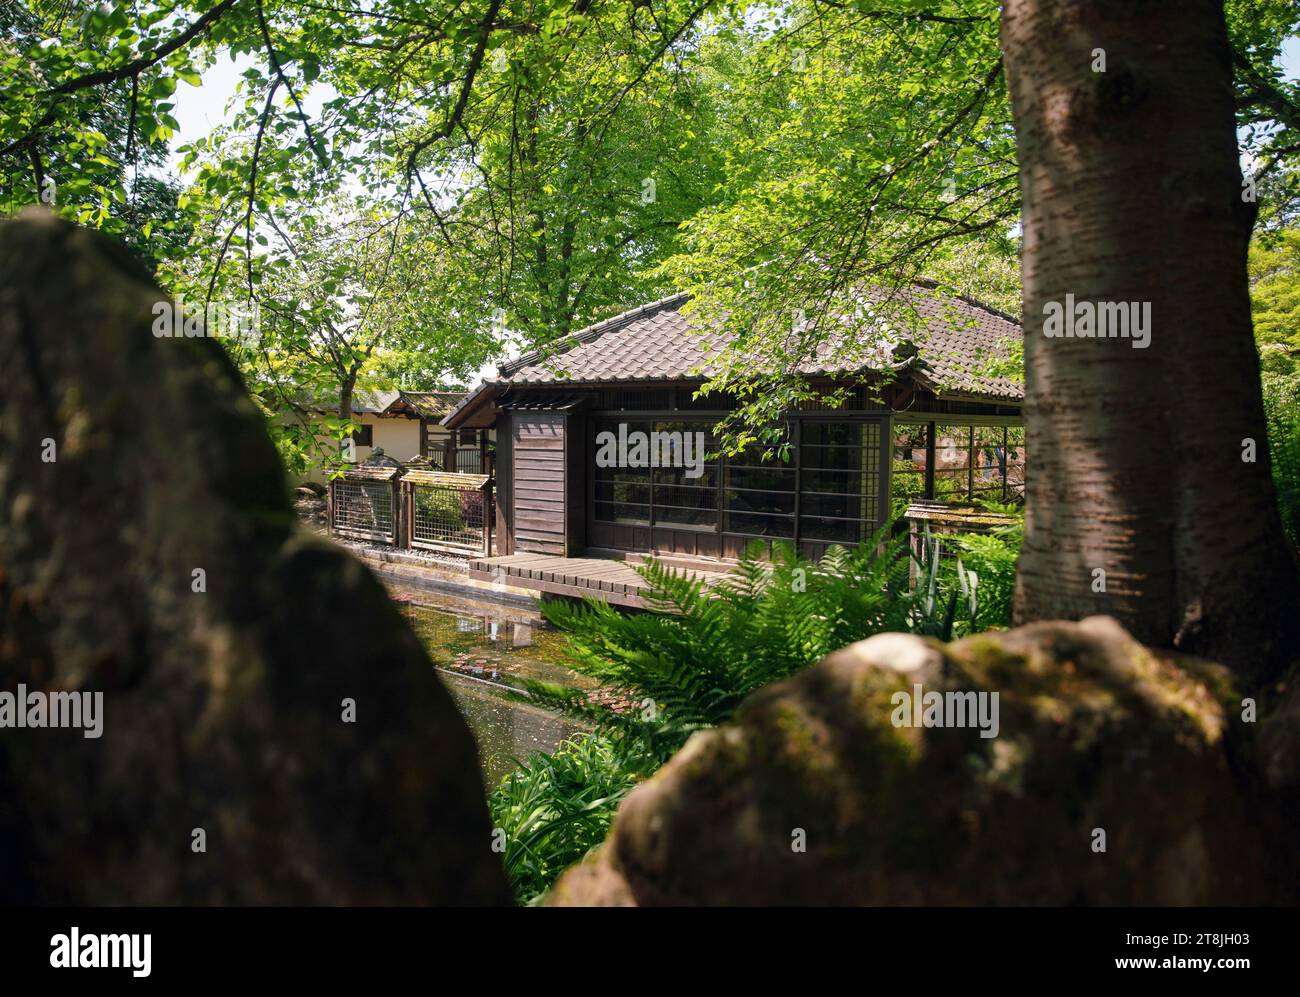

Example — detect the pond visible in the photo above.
[387,585,595,788]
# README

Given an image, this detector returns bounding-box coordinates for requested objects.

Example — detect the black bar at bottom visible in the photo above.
[0,906,1285,983]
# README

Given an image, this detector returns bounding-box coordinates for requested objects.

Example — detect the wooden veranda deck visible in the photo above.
[468,553,723,608]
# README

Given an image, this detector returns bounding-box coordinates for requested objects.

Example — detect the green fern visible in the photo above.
[536,526,913,756]
[1264,372,1300,547]
[947,521,1022,630]
[500,526,1014,903]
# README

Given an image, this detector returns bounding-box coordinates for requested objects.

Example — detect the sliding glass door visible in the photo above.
[590,414,890,560]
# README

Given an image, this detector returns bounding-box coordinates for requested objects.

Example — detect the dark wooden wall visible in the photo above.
[495,412,513,554]
[565,412,586,556]
[510,413,567,555]
[488,381,1021,563]
[589,520,722,559]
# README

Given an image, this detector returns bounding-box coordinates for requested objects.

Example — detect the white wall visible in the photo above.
[365,417,421,463]
[425,425,454,449]
[292,417,489,486]
[297,414,422,485]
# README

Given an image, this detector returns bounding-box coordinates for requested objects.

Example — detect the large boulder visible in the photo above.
[0,209,510,904]
[549,616,1296,905]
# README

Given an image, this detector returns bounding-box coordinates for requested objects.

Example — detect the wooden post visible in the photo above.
[924,422,936,499]
[880,414,894,532]
[390,465,407,548]
[401,481,412,549]
[967,425,975,502]
[1001,426,1009,504]
[392,479,403,547]
[792,417,802,551]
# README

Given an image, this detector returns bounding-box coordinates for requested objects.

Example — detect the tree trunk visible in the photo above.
[339,375,355,458]
[1001,0,1299,682]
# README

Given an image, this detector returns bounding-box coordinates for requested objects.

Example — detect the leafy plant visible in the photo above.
[910,523,965,640]
[946,520,1023,631]
[491,523,1026,902]
[1263,372,1300,548]
[534,527,914,755]
[972,497,1025,516]
[910,517,1023,637]
[487,734,638,907]
[489,531,915,902]
[414,487,465,534]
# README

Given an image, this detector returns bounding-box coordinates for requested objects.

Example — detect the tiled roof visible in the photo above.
[297,388,400,415]
[499,286,1023,402]
[299,389,468,418]
[499,293,700,383]
[398,390,467,419]
[355,389,402,414]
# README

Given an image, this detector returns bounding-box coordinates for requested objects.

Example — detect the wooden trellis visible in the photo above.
[400,469,493,556]
[901,499,1019,583]
[328,465,401,544]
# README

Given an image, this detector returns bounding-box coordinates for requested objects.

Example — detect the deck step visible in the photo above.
[469,554,723,609]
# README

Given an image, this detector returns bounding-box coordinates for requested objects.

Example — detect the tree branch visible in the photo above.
[255,0,329,167]
[402,0,504,177]
[1233,48,1300,133]
[0,0,243,158]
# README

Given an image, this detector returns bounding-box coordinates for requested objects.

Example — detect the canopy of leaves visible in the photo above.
[0,0,190,268]
[1249,225,1300,546]
[2,0,1297,456]
[1250,226,1300,377]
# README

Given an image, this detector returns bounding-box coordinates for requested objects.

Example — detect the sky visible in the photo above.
[165,52,329,175]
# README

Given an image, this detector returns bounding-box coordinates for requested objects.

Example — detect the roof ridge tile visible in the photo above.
[498,292,691,377]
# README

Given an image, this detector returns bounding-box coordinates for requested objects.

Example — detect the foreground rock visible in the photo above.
[0,210,510,904]
[550,616,1296,905]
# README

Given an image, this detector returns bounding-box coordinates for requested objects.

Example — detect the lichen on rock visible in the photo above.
[550,617,1296,906]
[0,210,510,905]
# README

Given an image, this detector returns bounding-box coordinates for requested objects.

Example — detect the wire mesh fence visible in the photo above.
[328,462,492,555]
[410,482,488,553]
[330,480,396,542]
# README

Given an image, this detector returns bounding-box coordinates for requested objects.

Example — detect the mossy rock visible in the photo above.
[0,211,510,904]
[550,616,1296,905]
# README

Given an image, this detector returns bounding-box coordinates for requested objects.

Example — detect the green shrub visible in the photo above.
[488,531,914,901]
[946,520,1023,631]
[487,733,637,906]
[533,527,913,756]
[1263,373,1300,548]
[414,487,465,533]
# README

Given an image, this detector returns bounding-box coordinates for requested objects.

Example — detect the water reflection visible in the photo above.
[389,585,593,788]
[440,672,590,788]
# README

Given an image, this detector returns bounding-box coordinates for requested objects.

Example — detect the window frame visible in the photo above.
[588,412,892,549]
